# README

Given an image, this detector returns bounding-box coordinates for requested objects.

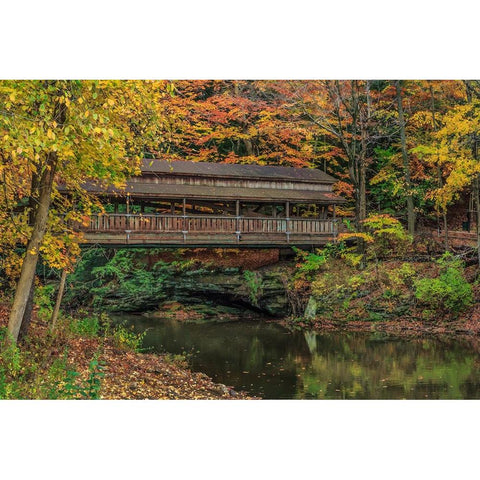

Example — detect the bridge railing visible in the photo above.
[84,214,337,236]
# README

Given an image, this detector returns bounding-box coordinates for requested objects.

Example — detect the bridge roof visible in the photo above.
[82,181,345,203]
[65,159,346,203]
[141,159,339,184]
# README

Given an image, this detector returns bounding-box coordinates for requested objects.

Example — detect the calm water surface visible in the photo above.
[117,314,480,399]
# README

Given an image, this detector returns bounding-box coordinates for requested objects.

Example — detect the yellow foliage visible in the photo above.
[338,232,374,243]
[0,80,171,287]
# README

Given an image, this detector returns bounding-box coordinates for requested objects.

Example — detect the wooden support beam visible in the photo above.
[182,198,187,231]
[333,204,337,241]
[286,201,290,244]
[235,200,240,239]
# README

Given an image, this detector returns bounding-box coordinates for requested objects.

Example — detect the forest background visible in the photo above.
[2,79,480,343]
[2,0,479,479]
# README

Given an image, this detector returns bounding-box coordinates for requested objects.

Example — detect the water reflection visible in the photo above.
[117,314,480,399]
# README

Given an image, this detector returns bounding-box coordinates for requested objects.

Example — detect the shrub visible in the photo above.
[415,254,473,314]
[293,247,329,278]
[339,214,412,263]
[112,323,146,352]
[243,270,263,306]
[0,328,21,375]
[53,354,104,399]
[35,284,55,321]
[69,314,101,337]
[385,262,416,289]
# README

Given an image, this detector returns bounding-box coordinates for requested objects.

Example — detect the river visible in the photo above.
[116,313,480,399]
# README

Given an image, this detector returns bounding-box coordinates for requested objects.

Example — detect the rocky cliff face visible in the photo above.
[151,265,290,317]
[66,248,293,317]
[164,267,288,316]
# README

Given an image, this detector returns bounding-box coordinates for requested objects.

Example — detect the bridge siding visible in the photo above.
[80,214,337,247]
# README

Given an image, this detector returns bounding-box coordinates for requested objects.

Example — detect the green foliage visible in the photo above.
[415,254,473,314]
[35,284,55,321]
[0,335,105,400]
[342,252,364,268]
[0,328,21,375]
[339,214,412,264]
[243,270,263,306]
[294,250,328,276]
[53,354,104,400]
[112,323,146,352]
[362,214,412,258]
[348,274,368,289]
[369,147,403,212]
[68,312,102,337]
[63,248,112,305]
[292,243,345,280]
[67,248,190,312]
[83,356,104,399]
[386,262,416,289]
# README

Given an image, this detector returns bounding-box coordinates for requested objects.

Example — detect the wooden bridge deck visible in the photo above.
[80,214,337,247]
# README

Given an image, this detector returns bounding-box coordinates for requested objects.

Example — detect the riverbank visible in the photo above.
[0,304,252,400]
[284,251,480,339]
[284,315,480,341]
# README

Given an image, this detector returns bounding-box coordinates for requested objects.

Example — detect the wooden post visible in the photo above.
[333,203,337,240]
[126,194,130,231]
[286,201,290,242]
[171,202,175,215]
[182,198,187,234]
[235,200,241,242]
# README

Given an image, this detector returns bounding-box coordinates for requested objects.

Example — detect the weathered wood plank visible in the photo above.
[78,214,337,247]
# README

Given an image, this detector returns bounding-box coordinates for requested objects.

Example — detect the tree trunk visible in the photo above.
[359,154,367,222]
[395,80,415,236]
[7,155,57,343]
[243,137,254,156]
[50,269,67,331]
[18,277,36,343]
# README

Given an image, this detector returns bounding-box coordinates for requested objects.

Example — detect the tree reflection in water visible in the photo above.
[116,314,480,399]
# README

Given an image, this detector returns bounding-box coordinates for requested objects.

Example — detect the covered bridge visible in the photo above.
[77,159,345,247]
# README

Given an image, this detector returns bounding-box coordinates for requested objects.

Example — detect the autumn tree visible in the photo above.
[153,80,316,168]
[290,80,376,228]
[370,81,466,239]
[395,80,416,235]
[0,80,168,343]
[411,80,480,261]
